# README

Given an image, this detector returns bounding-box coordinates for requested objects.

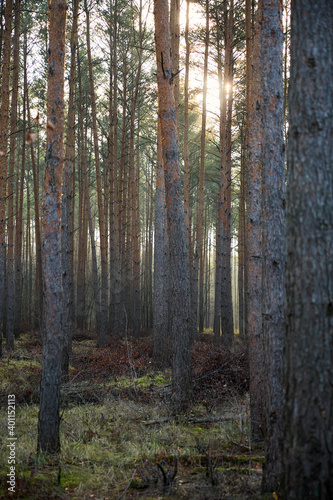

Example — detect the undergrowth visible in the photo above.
[0,331,264,499]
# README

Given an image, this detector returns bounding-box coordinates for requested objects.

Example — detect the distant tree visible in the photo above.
[7,0,20,346]
[37,0,67,454]
[154,0,192,410]
[84,0,108,346]
[283,0,333,497]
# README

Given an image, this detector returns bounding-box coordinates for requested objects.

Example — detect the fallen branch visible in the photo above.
[117,468,137,500]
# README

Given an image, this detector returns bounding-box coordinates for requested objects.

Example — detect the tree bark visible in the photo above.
[38,0,67,454]
[62,0,79,380]
[260,0,285,492]
[0,0,13,356]
[283,0,333,497]
[153,121,169,368]
[213,8,225,345]
[170,0,180,133]
[84,0,108,346]
[7,0,20,346]
[15,30,27,337]
[154,0,192,410]
[246,0,265,440]
[221,0,234,348]
[195,0,209,336]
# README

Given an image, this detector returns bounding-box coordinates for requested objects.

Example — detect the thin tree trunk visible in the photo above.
[27,90,43,331]
[195,0,209,336]
[183,0,192,331]
[77,45,101,339]
[38,0,67,454]
[238,124,246,342]
[7,0,20,345]
[260,0,285,492]
[62,0,79,380]
[15,33,26,335]
[0,0,13,356]
[214,8,227,344]
[84,0,108,346]
[129,3,143,336]
[283,1,333,497]
[76,114,86,331]
[221,0,234,348]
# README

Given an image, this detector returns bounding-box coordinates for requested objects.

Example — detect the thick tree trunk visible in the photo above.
[170,0,180,133]
[260,0,285,493]
[153,122,169,368]
[0,0,13,356]
[38,0,67,454]
[246,0,265,440]
[283,1,333,497]
[154,0,191,410]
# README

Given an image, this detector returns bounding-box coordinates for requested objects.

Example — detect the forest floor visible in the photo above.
[0,330,267,499]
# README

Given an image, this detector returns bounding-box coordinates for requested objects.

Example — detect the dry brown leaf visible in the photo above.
[47,120,55,130]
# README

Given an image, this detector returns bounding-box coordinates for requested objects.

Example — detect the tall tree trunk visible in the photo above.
[260,0,285,492]
[214,7,227,344]
[283,1,333,497]
[38,0,67,454]
[119,55,128,332]
[0,0,13,357]
[108,0,120,335]
[170,0,180,132]
[238,124,246,341]
[7,0,20,345]
[183,0,192,318]
[84,0,108,346]
[27,90,43,331]
[77,45,101,339]
[76,116,87,331]
[246,0,265,440]
[15,31,27,336]
[129,2,143,336]
[221,0,234,348]
[195,0,209,336]
[153,121,169,368]
[61,0,79,380]
[154,0,192,410]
